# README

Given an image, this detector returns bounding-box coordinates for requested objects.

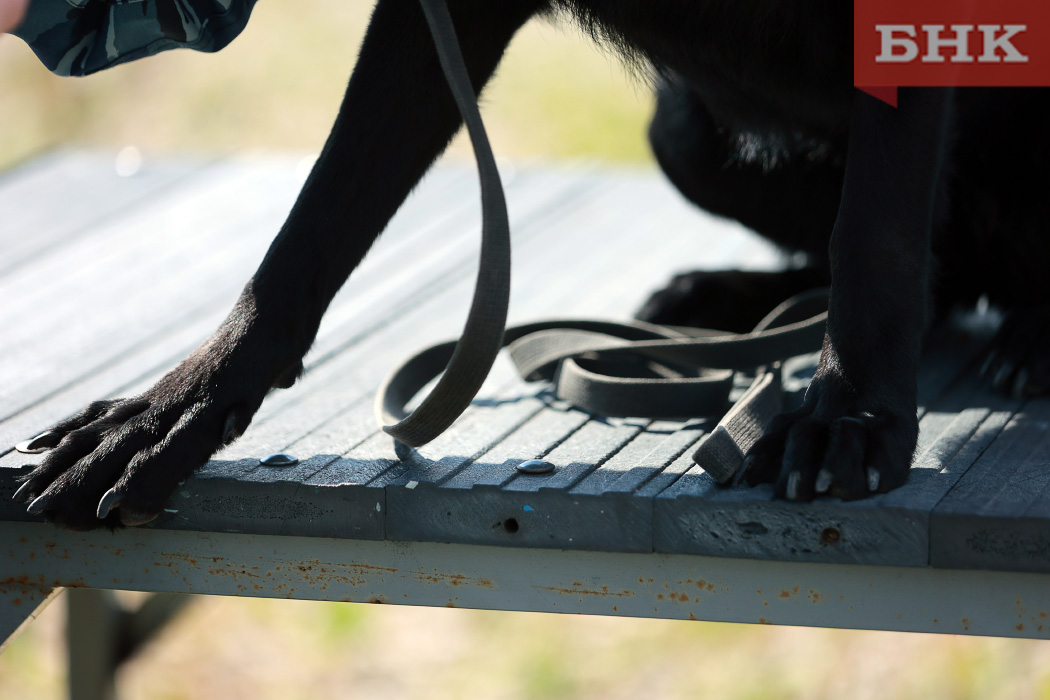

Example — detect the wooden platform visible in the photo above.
[2,150,1050,641]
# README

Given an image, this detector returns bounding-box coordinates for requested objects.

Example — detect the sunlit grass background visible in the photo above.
[0,0,652,167]
[2,2,1050,698]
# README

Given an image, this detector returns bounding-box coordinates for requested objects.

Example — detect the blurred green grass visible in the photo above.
[0,0,653,166]
[6,594,1050,700]
[3,3,1050,698]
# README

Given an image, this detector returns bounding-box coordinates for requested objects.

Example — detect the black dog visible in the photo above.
[15,0,1050,529]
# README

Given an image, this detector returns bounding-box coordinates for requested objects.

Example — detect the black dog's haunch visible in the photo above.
[15,0,1050,528]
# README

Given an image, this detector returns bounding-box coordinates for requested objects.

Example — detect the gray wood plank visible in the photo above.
[0,150,210,277]
[379,172,780,550]
[931,398,1050,573]
[0,158,471,432]
[0,161,303,418]
[16,153,1034,577]
[652,321,1005,566]
[130,164,609,537]
[153,165,809,545]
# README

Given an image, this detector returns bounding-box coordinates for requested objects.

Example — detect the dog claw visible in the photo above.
[15,431,60,455]
[27,492,53,515]
[867,467,881,491]
[96,488,124,519]
[786,470,801,500]
[221,411,241,445]
[815,469,833,493]
[1011,369,1030,399]
[993,362,1014,390]
[13,480,36,502]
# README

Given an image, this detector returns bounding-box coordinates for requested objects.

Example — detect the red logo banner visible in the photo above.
[854,0,1050,105]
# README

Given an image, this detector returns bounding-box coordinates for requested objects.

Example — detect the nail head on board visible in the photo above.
[260,453,298,467]
[516,459,555,475]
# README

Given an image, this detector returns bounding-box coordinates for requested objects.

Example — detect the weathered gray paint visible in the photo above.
[4,522,1050,640]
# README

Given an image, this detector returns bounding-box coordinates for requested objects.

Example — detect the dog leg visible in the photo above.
[744,88,954,500]
[641,78,839,331]
[983,306,1050,398]
[16,0,543,529]
[648,78,846,257]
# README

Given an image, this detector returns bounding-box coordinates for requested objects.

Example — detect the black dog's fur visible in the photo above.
[17,0,1050,528]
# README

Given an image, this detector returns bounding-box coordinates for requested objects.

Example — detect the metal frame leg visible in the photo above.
[66,589,192,700]
[0,583,61,654]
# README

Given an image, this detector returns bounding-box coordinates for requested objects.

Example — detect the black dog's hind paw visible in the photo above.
[741,382,918,501]
[636,268,829,333]
[982,306,1050,398]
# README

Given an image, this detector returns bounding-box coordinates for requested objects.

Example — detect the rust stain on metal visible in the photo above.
[962,618,970,631]
[414,572,494,588]
[1017,623,1025,631]
[674,578,715,593]
[0,576,32,587]
[778,585,800,599]
[688,612,697,621]
[536,585,634,598]
[207,567,261,580]
[808,589,824,604]
[352,563,398,574]
[758,617,772,624]
[369,596,387,604]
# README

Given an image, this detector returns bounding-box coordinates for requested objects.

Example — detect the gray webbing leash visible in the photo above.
[377,0,829,483]
[380,0,512,447]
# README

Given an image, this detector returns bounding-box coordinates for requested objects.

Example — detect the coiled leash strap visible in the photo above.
[379,0,512,447]
[378,0,829,483]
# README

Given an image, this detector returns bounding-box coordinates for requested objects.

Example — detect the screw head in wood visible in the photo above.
[516,459,555,475]
[260,453,298,467]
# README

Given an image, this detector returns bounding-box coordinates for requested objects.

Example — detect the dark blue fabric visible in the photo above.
[13,0,258,77]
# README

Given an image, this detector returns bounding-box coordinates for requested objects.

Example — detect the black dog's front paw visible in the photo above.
[982,306,1050,398]
[742,381,918,501]
[14,381,251,531]
[13,316,302,530]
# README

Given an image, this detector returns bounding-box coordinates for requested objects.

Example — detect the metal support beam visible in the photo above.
[65,590,194,700]
[67,589,120,700]
[118,593,192,665]
[2,522,1049,640]
[0,582,61,653]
